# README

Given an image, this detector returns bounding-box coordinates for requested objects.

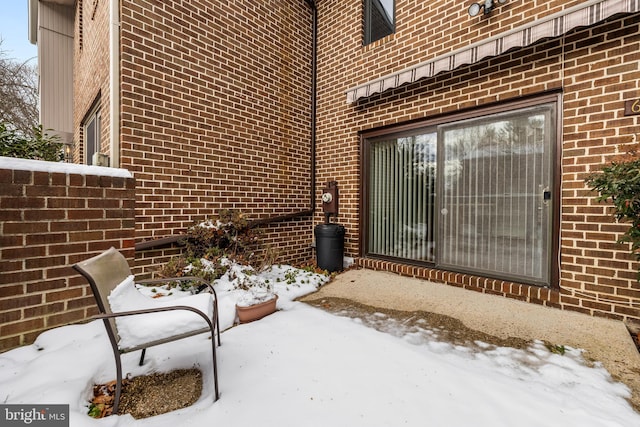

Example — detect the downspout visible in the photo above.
[305,0,317,217]
[109,0,120,168]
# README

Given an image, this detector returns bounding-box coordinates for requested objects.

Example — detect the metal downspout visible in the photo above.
[306,0,317,216]
[110,0,120,167]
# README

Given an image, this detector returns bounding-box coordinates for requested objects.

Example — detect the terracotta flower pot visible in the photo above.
[236,295,278,323]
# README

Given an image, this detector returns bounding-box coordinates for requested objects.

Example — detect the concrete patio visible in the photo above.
[301,268,640,410]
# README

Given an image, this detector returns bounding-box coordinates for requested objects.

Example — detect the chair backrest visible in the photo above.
[73,247,133,316]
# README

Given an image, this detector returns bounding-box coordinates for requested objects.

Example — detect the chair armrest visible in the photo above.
[94,305,215,330]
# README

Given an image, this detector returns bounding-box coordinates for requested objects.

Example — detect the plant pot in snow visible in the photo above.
[236,295,278,323]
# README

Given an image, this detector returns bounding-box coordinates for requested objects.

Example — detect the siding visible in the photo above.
[38,2,74,142]
[0,161,136,352]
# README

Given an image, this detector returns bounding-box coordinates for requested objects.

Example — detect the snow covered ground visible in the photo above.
[1,263,639,427]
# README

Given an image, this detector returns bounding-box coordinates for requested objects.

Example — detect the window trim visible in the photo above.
[364,0,396,45]
[360,93,562,288]
[82,99,101,165]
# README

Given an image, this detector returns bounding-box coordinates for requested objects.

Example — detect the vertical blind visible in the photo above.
[439,106,553,283]
[369,133,437,262]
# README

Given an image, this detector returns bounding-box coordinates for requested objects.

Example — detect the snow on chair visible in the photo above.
[73,247,220,414]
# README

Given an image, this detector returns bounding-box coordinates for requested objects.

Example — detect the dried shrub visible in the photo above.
[181,209,260,260]
[155,210,275,284]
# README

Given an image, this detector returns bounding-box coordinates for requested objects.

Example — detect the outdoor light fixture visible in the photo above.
[468,0,507,17]
[63,142,73,163]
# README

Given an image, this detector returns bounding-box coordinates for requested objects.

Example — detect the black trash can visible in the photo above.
[315,223,345,272]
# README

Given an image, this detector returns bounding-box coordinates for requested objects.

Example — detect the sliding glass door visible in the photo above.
[365,101,556,286]
[438,105,554,284]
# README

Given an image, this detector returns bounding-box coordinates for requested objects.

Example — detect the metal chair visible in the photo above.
[73,247,220,414]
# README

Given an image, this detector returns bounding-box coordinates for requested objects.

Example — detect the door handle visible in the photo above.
[542,187,551,206]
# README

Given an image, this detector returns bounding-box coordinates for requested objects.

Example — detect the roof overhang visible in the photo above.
[28,0,38,44]
[346,0,640,104]
[28,0,75,44]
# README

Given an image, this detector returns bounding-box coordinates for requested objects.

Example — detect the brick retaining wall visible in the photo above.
[0,160,136,351]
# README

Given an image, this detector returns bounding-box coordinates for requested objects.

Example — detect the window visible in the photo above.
[364,0,395,45]
[83,104,101,165]
[363,98,557,286]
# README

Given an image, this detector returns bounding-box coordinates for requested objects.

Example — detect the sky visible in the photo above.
[0,0,37,63]
[1,243,639,426]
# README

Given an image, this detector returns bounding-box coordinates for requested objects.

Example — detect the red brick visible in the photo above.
[27,279,68,293]
[12,170,32,184]
[0,270,43,285]
[47,198,85,208]
[23,209,66,221]
[0,294,43,311]
[0,235,24,247]
[0,335,22,352]
[25,233,68,246]
[45,288,84,303]
[48,243,88,255]
[2,221,49,235]
[24,302,65,318]
[46,309,87,327]
[0,184,24,197]
[68,209,106,220]
[0,318,45,336]
[1,197,45,209]
[26,185,66,197]
[50,221,89,232]
[0,283,24,298]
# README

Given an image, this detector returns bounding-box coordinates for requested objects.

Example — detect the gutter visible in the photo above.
[135,0,318,250]
[110,0,121,167]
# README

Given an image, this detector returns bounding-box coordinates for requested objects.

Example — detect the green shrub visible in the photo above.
[586,147,640,279]
[0,123,63,162]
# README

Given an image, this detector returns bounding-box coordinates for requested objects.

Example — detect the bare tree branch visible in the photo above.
[0,40,39,138]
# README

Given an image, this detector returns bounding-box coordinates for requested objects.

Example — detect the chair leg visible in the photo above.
[211,288,221,346]
[211,331,219,401]
[138,348,146,366]
[215,304,221,347]
[113,354,123,414]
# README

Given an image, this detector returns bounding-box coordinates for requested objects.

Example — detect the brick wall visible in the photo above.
[64,0,640,322]
[315,1,640,322]
[560,13,640,320]
[117,0,315,274]
[0,160,136,351]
